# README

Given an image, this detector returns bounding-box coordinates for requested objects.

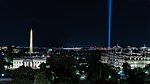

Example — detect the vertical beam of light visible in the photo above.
[108,0,112,48]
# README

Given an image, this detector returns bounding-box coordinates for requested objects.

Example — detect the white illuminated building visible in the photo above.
[125,56,150,69]
[101,45,150,69]
[12,58,46,69]
[7,28,47,69]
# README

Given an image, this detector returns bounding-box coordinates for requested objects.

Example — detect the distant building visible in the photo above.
[101,45,150,69]
[125,56,150,69]
[101,53,125,68]
[10,58,46,69]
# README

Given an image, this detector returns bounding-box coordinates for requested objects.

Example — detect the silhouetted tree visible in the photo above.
[128,67,145,84]
[33,72,50,84]
[122,62,131,75]
[0,60,5,74]
[12,65,35,84]
[47,54,78,83]
[39,62,47,71]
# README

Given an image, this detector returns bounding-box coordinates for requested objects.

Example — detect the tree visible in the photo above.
[129,67,145,84]
[33,72,50,84]
[39,62,47,71]
[122,62,131,75]
[47,54,78,83]
[0,60,5,74]
[12,65,35,84]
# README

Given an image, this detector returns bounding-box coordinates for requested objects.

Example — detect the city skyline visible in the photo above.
[1,0,150,84]
[0,0,149,47]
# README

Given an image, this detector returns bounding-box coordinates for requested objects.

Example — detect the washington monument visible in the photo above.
[29,28,33,54]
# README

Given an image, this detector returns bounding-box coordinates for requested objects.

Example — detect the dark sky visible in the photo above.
[0,0,149,47]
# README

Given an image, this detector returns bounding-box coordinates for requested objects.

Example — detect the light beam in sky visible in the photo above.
[108,0,112,48]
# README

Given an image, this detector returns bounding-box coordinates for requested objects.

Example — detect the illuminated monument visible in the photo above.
[10,28,47,69]
[29,29,33,54]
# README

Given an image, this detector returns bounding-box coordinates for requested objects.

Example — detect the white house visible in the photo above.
[11,58,46,69]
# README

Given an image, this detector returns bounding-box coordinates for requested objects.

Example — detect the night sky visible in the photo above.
[0,0,149,47]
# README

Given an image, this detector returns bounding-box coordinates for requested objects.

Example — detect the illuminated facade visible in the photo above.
[101,53,125,68]
[101,45,150,69]
[12,58,46,69]
[125,56,150,69]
